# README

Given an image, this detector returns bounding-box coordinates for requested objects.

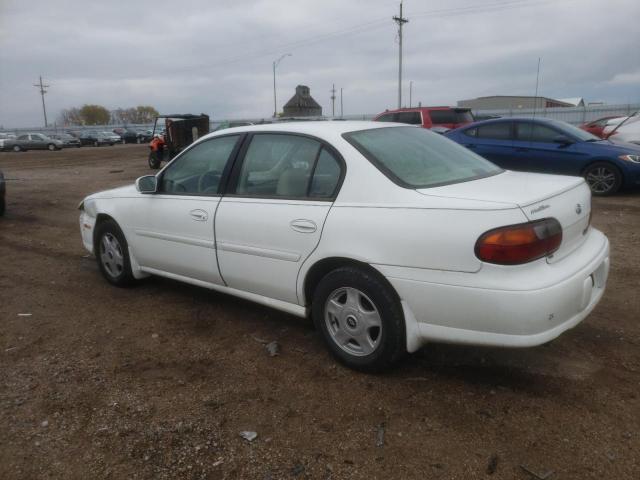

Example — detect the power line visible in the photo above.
[33,76,49,127]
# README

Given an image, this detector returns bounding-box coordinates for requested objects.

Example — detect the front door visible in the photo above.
[215,133,344,304]
[511,121,587,175]
[126,134,243,284]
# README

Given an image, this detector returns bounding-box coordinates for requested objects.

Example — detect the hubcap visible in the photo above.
[324,287,382,357]
[100,233,124,278]
[586,167,615,194]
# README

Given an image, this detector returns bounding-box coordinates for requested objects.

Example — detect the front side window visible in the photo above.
[344,126,502,189]
[515,122,560,143]
[18,135,28,140]
[235,134,320,198]
[160,135,240,194]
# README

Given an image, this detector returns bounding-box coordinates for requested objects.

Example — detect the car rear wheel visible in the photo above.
[312,266,406,372]
[93,141,99,147]
[94,219,135,287]
[12,145,21,152]
[136,137,141,144]
[0,197,5,216]
[47,143,56,151]
[584,162,622,196]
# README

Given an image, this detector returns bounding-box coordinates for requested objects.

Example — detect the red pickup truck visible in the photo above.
[374,106,474,130]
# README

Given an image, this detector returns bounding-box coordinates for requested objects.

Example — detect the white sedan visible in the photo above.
[79,122,609,371]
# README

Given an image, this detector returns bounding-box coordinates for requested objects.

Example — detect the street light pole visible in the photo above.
[273,53,292,118]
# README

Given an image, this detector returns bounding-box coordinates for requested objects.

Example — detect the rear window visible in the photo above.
[429,109,473,124]
[343,126,502,189]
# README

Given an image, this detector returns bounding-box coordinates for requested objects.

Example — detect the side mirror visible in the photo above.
[135,175,157,193]
[553,135,573,145]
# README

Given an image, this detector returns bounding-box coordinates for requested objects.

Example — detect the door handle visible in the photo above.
[189,209,208,221]
[290,219,317,233]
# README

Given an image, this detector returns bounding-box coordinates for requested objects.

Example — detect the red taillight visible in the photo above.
[475,218,562,265]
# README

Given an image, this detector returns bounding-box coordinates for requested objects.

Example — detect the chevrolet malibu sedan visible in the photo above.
[78,122,609,371]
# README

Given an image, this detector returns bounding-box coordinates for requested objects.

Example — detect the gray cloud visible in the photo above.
[0,0,638,127]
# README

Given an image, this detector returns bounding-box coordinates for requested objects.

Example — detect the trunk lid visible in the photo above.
[418,171,592,263]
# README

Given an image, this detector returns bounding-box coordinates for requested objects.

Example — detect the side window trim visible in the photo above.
[156,133,246,197]
[225,131,346,202]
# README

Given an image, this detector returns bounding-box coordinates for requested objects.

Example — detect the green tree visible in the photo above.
[79,104,110,125]
[134,105,159,123]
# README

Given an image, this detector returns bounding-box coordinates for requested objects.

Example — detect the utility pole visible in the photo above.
[409,80,413,108]
[393,2,409,109]
[33,75,50,127]
[330,84,336,117]
[272,54,292,118]
[340,88,343,118]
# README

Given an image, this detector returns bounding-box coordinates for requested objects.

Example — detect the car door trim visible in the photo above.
[216,241,301,262]
[134,229,215,249]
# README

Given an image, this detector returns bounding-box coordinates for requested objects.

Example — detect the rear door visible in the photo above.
[459,121,516,168]
[215,133,344,304]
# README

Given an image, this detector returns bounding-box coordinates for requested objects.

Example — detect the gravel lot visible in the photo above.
[1,145,639,479]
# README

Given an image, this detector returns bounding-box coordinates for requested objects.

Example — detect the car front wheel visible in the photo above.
[12,145,21,152]
[584,162,622,196]
[94,220,135,287]
[312,266,406,372]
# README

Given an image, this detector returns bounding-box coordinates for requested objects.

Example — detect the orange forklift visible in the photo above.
[148,113,210,169]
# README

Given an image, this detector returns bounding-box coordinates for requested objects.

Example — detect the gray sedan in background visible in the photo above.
[6,133,63,152]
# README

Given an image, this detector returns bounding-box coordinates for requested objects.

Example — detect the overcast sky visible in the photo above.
[0,0,639,127]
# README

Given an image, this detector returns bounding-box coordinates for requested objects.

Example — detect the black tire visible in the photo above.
[148,152,161,169]
[136,137,141,144]
[583,162,622,196]
[47,143,56,151]
[94,219,135,287]
[12,145,21,152]
[93,140,99,147]
[0,197,5,216]
[312,266,406,372]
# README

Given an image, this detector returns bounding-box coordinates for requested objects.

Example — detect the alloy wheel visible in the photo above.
[100,233,124,278]
[586,166,616,194]
[324,287,382,356]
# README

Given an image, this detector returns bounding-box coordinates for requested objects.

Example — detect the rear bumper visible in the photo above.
[378,229,609,351]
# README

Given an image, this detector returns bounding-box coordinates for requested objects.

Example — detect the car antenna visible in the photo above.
[529,57,542,143]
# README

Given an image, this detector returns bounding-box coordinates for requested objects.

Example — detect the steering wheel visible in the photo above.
[198,170,221,193]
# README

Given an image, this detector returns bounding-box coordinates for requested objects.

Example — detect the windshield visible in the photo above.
[344,126,502,189]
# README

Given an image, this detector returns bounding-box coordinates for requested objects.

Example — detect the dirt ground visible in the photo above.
[0,144,639,480]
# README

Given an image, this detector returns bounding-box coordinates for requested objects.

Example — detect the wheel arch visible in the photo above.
[302,256,401,308]
[580,158,623,176]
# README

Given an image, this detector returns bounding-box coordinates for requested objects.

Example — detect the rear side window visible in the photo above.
[476,122,512,140]
[309,148,341,197]
[344,126,502,189]
[429,109,473,124]
[395,111,422,125]
[515,122,560,142]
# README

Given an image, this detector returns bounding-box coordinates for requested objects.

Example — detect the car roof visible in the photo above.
[461,116,563,128]
[204,120,394,139]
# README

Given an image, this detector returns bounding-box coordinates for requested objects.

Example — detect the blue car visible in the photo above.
[445,117,640,195]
